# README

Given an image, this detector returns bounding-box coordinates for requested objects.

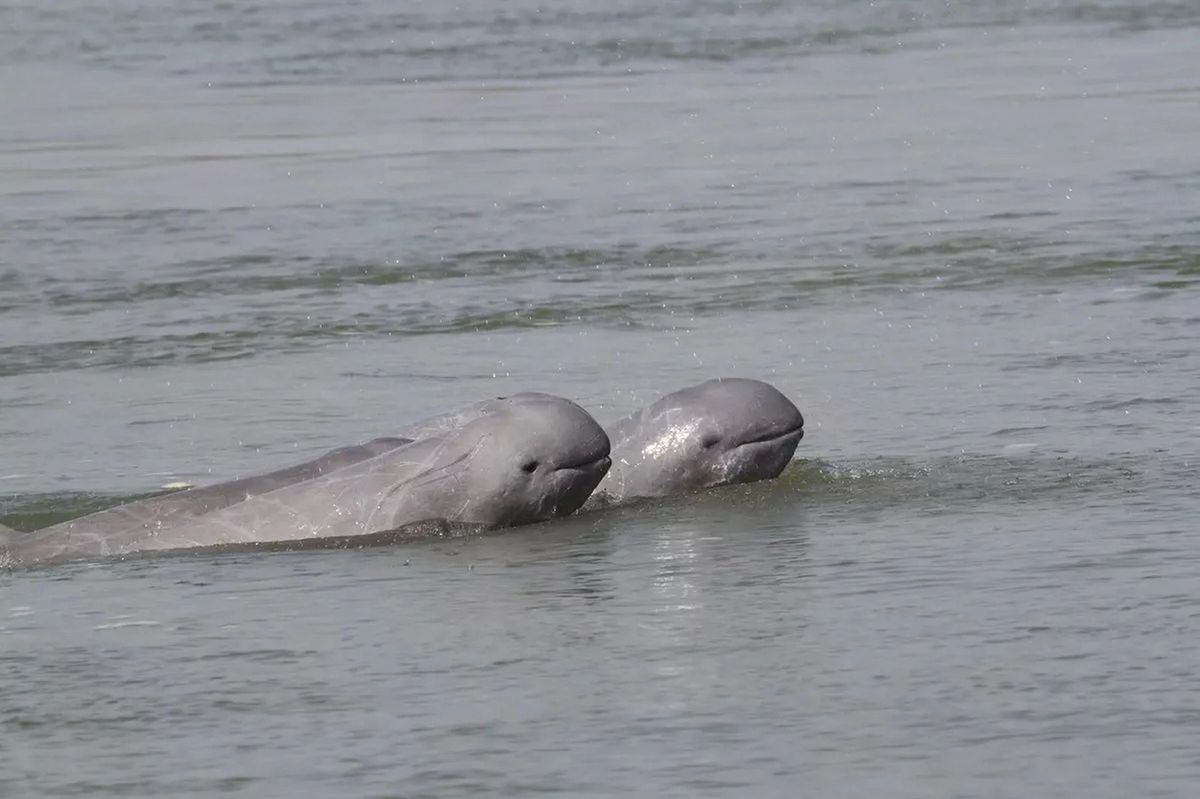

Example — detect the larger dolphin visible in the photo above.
[1,394,610,567]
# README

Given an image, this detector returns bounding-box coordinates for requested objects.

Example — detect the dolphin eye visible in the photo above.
[700,434,721,449]
[521,459,539,473]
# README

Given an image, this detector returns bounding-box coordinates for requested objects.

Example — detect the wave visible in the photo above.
[6,2,1197,86]
[2,241,1197,377]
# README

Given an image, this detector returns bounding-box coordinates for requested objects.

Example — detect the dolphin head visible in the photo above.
[391,393,611,528]
[603,378,804,500]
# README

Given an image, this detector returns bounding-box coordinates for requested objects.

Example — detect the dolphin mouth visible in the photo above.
[738,422,804,449]
[555,454,612,475]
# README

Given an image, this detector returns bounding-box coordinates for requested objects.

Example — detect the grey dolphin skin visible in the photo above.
[590,378,804,505]
[1,394,610,568]
[3,436,414,547]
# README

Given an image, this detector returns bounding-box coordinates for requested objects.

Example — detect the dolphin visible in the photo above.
[590,378,804,505]
[1,394,610,567]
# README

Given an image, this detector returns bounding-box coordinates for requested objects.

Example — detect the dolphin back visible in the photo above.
[1,436,415,568]
[122,435,471,555]
[394,393,564,440]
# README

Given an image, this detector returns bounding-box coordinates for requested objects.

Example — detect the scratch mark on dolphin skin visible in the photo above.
[361,436,486,532]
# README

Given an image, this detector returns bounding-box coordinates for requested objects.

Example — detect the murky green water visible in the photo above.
[2,1,1199,795]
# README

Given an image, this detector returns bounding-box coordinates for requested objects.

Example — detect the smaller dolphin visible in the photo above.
[1,394,610,567]
[591,378,804,505]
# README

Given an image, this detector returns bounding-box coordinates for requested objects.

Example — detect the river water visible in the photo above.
[2,1,1199,796]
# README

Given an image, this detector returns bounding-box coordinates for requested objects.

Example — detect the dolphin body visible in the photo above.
[0,394,610,567]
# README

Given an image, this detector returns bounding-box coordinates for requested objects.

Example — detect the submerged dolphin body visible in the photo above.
[1,394,610,567]
[590,378,804,506]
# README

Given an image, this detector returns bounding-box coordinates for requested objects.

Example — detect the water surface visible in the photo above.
[2,1,1199,796]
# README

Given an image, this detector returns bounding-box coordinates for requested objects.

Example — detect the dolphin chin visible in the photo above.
[547,455,612,517]
[723,426,804,484]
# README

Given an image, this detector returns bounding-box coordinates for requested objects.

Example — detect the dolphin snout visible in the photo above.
[739,419,804,449]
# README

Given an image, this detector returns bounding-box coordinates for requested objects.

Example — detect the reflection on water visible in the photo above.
[652,526,701,614]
